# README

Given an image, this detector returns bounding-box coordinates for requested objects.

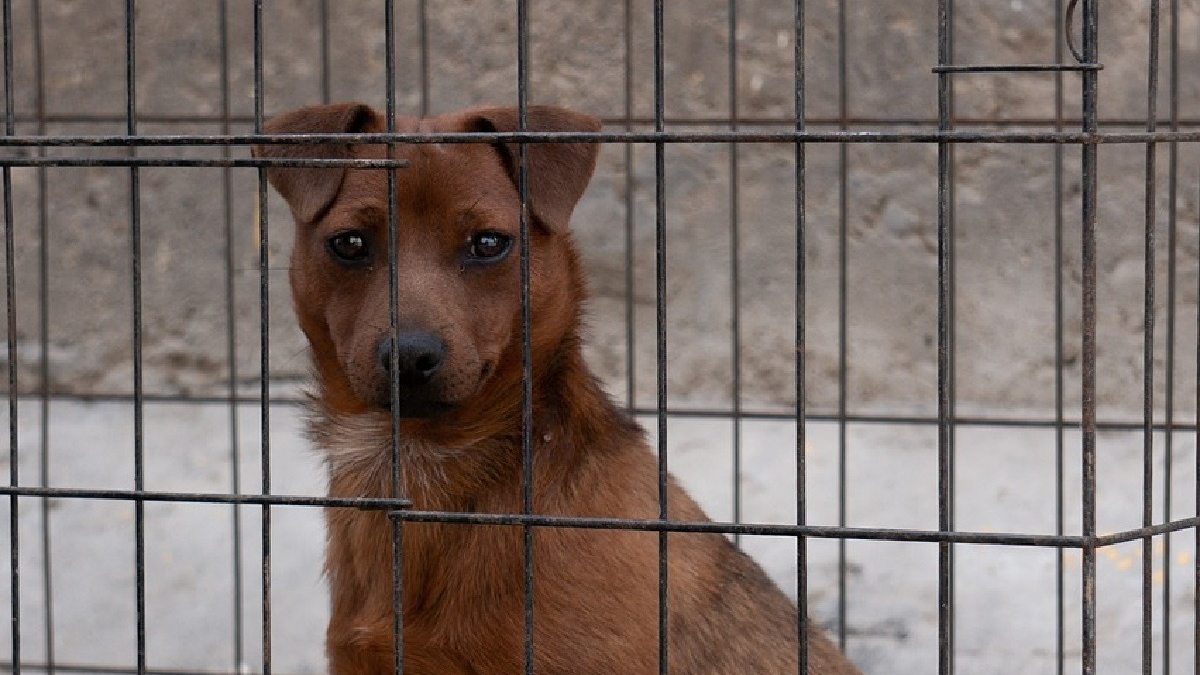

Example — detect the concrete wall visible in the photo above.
[2,0,1198,421]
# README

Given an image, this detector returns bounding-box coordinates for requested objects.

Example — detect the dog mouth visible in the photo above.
[363,359,494,419]
[378,394,458,419]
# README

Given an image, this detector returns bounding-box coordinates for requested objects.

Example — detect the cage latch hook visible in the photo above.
[1063,0,1087,64]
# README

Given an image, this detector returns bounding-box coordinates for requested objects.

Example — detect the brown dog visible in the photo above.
[255,102,861,675]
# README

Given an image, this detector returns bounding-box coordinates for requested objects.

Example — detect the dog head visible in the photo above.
[254,103,600,428]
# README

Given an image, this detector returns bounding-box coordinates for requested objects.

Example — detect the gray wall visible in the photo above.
[3,0,1198,421]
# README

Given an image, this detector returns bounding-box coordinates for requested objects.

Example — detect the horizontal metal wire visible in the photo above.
[621,407,1199,434]
[391,509,1199,549]
[1,483,1190,548]
[1098,517,1200,547]
[3,128,1200,150]
[932,63,1103,73]
[0,485,410,510]
[16,113,1200,130]
[0,157,411,169]
[0,662,278,675]
[10,394,1195,433]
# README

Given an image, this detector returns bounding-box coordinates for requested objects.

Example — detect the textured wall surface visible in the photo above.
[2,0,1198,422]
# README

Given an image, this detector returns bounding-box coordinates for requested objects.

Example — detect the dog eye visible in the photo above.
[327,231,370,264]
[467,232,512,262]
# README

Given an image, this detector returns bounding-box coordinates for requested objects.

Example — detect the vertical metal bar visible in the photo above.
[217,0,245,670]
[384,0,399,543]
[252,1,272,672]
[793,2,807,672]
[3,1,20,672]
[417,0,429,117]
[1053,3,1066,674]
[123,3,147,673]
[1161,2,1180,672]
[319,0,331,104]
[727,0,743,546]
[1079,2,1100,673]
[653,1,668,672]
[384,2,404,674]
[1140,4,1161,674]
[390,488,404,675]
[390,491,405,675]
[935,2,957,673]
[834,0,848,649]
[1189,0,1200,668]
[33,71,51,675]
[29,1,51,669]
[946,29,958,675]
[516,2,534,674]
[622,0,636,411]
[1195,119,1199,675]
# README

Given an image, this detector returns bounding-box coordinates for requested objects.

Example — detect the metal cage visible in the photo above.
[2,1,1199,674]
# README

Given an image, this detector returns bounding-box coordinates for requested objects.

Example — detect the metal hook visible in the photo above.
[1064,0,1086,64]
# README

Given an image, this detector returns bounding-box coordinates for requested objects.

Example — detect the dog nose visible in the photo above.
[378,331,447,385]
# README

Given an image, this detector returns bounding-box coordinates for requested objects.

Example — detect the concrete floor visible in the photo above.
[0,400,1195,674]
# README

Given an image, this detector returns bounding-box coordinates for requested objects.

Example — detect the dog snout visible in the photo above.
[378,331,447,385]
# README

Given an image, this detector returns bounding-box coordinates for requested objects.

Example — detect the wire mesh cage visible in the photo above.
[1,0,1199,674]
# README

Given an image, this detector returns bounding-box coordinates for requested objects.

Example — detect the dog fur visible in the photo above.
[255,102,862,675]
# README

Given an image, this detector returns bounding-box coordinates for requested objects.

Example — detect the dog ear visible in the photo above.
[465,106,601,231]
[252,102,379,223]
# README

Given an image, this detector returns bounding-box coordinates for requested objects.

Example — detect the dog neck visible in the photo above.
[308,340,638,512]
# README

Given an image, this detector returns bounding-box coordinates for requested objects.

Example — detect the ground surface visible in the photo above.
[1,400,1195,674]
